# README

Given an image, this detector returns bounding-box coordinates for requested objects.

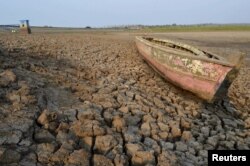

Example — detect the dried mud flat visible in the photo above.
[0,31,249,166]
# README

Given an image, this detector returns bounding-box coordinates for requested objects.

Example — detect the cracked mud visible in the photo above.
[0,31,249,166]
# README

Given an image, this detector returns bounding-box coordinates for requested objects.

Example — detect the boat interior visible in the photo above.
[143,37,221,60]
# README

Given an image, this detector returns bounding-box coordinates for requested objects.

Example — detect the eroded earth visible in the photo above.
[0,31,249,166]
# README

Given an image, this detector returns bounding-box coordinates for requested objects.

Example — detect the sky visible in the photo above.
[0,0,249,27]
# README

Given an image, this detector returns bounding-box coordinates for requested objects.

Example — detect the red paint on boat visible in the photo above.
[136,37,234,101]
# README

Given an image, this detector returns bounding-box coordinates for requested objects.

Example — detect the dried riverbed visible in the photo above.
[0,31,249,166]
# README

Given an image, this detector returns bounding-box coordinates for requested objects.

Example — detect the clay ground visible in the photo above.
[0,30,249,166]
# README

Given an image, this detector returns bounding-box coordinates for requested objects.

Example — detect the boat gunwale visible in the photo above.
[135,36,235,67]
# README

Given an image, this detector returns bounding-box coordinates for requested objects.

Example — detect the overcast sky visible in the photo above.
[0,0,249,27]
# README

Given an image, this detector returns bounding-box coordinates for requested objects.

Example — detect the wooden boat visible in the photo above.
[135,36,243,102]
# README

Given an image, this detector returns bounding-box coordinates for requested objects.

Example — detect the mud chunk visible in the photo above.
[131,151,155,166]
[153,97,165,109]
[2,116,34,133]
[119,106,129,114]
[56,122,69,132]
[181,131,192,142]
[66,149,90,166]
[93,154,114,166]
[201,127,210,137]
[61,108,77,122]
[34,129,55,143]
[198,150,208,158]
[244,117,250,129]
[124,115,141,126]
[36,143,56,163]
[236,141,249,150]
[189,141,203,151]
[114,154,129,166]
[0,70,16,87]
[94,135,118,154]
[125,143,144,157]
[123,126,141,143]
[160,141,174,150]
[79,137,93,151]
[181,118,191,129]
[158,151,177,166]
[159,132,168,140]
[77,109,95,121]
[176,141,188,152]
[19,152,37,166]
[56,130,77,144]
[0,130,22,145]
[143,114,155,123]
[37,109,58,128]
[0,148,21,164]
[71,120,106,137]
[207,136,219,147]
[112,116,126,132]
[171,126,182,138]
[144,137,161,155]
[50,142,74,163]
[140,122,151,137]
[158,122,169,131]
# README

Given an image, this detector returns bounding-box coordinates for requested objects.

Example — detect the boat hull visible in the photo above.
[135,37,233,101]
